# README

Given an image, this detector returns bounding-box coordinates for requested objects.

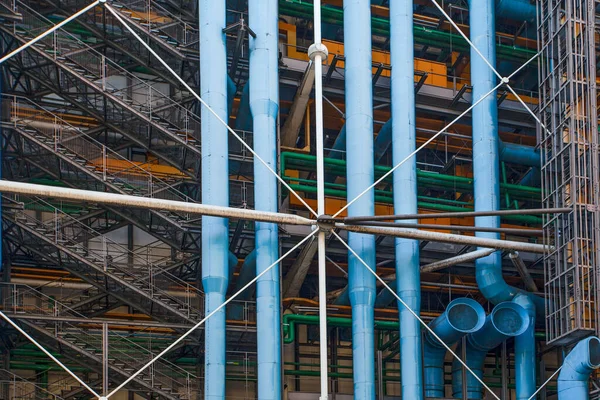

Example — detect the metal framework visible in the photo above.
[538,0,600,344]
[0,0,585,397]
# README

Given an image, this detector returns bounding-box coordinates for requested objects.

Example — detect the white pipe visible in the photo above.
[310,0,328,397]
[0,180,313,226]
[337,223,548,253]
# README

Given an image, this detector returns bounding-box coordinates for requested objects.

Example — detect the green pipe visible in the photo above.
[282,152,541,196]
[283,314,399,344]
[278,0,537,62]
[287,183,541,224]
[281,152,542,224]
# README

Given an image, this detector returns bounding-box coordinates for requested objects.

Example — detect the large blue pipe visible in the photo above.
[452,302,530,399]
[424,298,486,398]
[558,337,600,399]
[344,0,376,397]
[498,140,540,167]
[249,0,281,397]
[513,294,536,400]
[495,0,536,22]
[390,0,422,397]
[469,0,531,307]
[199,0,229,397]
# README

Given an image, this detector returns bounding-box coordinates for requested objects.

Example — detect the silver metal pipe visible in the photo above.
[0,180,314,226]
[336,223,548,253]
[421,249,499,273]
[343,207,571,223]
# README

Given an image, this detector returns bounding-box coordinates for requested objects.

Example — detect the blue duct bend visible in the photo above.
[329,124,346,160]
[235,81,252,132]
[199,0,229,397]
[424,298,486,398]
[344,0,377,398]
[374,119,392,162]
[452,302,530,399]
[234,250,257,299]
[513,294,536,400]
[249,0,281,397]
[227,250,257,320]
[469,0,546,317]
[390,0,422,397]
[558,337,600,399]
[495,0,537,22]
[498,140,540,168]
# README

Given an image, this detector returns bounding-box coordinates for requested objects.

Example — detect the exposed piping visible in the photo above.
[468,0,544,311]
[390,0,422,397]
[423,298,486,398]
[495,0,537,22]
[452,302,530,399]
[200,0,230,396]
[249,0,282,397]
[498,140,540,167]
[332,119,539,169]
[513,294,536,400]
[557,336,600,399]
[344,0,376,397]
[0,180,313,225]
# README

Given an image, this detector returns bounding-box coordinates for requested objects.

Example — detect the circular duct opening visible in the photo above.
[491,302,529,337]
[588,337,600,368]
[447,298,485,333]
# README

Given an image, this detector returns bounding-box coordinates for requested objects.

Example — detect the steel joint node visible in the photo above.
[308,43,329,61]
[316,214,335,231]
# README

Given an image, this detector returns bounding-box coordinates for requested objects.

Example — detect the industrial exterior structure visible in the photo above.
[0,0,599,398]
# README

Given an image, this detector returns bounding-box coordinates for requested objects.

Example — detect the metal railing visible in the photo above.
[6,195,204,319]
[12,0,201,146]
[1,283,197,397]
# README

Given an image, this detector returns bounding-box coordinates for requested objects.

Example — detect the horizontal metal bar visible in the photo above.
[347,221,543,236]
[336,223,548,253]
[343,207,571,222]
[0,180,314,226]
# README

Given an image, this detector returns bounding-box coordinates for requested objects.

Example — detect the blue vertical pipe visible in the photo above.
[468,0,546,313]
[469,0,508,305]
[452,302,530,399]
[558,337,600,399]
[249,0,281,398]
[513,294,536,400]
[344,0,376,398]
[390,0,422,397]
[467,0,544,311]
[199,0,229,397]
[423,298,486,398]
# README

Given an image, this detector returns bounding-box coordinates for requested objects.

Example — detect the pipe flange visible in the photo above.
[308,43,329,61]
[316,214,336,231]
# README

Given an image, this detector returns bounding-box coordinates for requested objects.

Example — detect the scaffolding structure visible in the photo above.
[538,0,600,344]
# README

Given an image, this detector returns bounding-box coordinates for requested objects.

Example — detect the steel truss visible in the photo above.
[538,0,600,345]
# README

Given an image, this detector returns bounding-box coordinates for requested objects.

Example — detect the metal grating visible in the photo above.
[538,0,600,344]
